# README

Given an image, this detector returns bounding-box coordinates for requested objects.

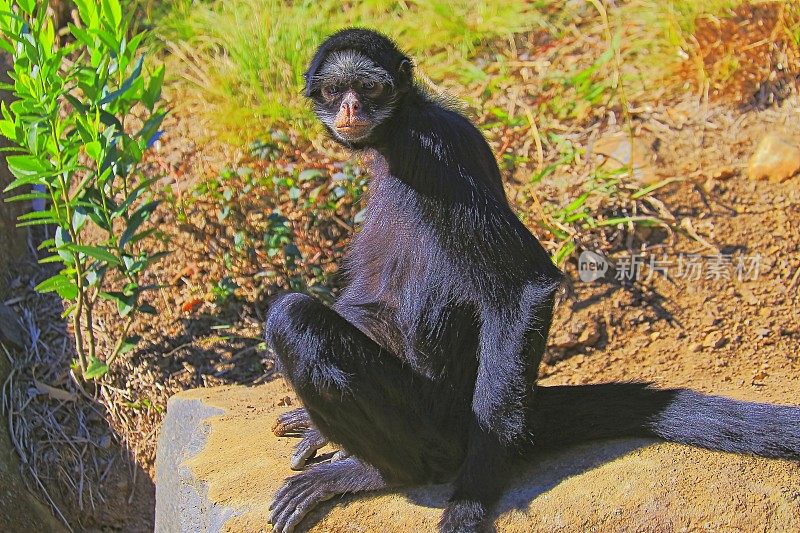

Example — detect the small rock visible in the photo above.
[578,325,601,346]
[550,333,578,351]
[712,166,738,180]
[277,396,293,407]
[702,332,727,350]
[748,133,800,183]
[689,342,703,353]
[756,328,770,337]
[594,132,659,185]
[752,368,769,385]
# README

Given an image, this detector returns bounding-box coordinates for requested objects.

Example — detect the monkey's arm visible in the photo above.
[440,283,556,532]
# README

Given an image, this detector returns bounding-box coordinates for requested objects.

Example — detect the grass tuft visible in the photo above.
[155,0,556,140]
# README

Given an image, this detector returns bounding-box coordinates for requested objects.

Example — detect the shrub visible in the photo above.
[0,0,167,379]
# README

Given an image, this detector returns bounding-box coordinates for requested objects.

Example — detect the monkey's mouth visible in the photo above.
[335,123,372,140]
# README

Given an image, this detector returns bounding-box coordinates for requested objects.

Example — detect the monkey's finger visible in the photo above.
[272,408,311,436]
[281,491,329,533]
[284,487,333,531]
[270,475,312,511]
[271,486,317,531]
[270,486,304,525]
[290,430,328,470]
[271,490,312,532]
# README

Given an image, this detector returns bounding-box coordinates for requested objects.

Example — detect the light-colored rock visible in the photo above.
[703,331,727,349]
[748,133,800,183]
[593,132,659,185]
[155,380,800,533]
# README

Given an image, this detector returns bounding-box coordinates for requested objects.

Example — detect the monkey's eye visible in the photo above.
[359,79,383,96]
[322,84,340,99]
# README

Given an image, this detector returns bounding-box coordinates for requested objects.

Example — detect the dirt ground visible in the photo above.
[1,3,799,530]
[544,96,800,399]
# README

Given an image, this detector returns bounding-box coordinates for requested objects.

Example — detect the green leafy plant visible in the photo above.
[0,0,167,379]
[211,276,239,304]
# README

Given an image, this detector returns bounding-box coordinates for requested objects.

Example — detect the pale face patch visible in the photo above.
[310,50,400,144]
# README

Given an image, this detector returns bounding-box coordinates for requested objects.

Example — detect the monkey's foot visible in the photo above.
[438,499,488,533]
[269,468,334,533]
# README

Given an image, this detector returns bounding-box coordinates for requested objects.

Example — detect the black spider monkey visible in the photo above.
[265,28,800,533]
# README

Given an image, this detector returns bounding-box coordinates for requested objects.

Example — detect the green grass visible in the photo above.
[151,0,777,143]
[154,0,557,141]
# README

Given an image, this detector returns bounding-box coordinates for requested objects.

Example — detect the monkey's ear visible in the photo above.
[304,51,329,97]
[397,59,413,90]
[303,67,319,97]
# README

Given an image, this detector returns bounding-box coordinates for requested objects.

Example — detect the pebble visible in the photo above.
[756,328,770,337]
[703,332,727,349]
[748,133,800,182]
[593,132,659,185]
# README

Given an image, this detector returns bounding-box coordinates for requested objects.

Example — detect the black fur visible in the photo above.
[265,28,800,533]
[304,28,411,98]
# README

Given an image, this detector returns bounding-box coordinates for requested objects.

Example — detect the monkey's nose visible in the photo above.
[344,101,360,118]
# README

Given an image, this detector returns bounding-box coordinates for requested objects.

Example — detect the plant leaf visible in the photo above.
[35,274,78,300]
[117,335,141,355]
[65,244,122,266]
[119,200,158,248]
[84,140,102,162]
[84,357,109,379]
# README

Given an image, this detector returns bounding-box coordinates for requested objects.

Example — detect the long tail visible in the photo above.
[531,383,800,459]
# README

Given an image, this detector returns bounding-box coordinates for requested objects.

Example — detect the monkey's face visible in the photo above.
[308,50,401,145]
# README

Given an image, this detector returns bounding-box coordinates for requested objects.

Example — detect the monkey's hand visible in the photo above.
[269,467,334,533]
[272,407,313,436]
[438,499,488,533]
[273,408,331,470]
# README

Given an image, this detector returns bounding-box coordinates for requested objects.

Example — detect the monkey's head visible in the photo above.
[305,29,413,147]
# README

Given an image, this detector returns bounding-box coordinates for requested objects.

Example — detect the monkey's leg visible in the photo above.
[265,292,442,484]
[269,456,389,533]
